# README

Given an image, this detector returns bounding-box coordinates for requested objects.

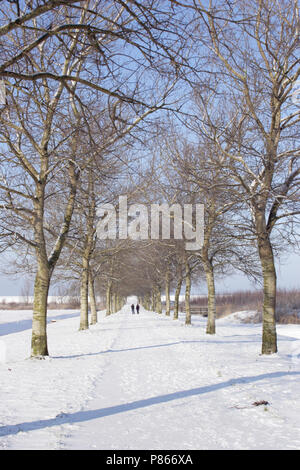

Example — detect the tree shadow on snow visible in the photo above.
[0,312,79,337]
[1,370,299,438]
[52,338,262,360]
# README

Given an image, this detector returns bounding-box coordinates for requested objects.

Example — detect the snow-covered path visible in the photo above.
[64,307,300,450]
[0,305,300,449]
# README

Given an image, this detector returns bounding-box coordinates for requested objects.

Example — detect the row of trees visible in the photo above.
[0,0,299,356]
[0,0,187,356]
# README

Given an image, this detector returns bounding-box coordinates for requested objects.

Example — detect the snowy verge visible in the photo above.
[0,309,119,449]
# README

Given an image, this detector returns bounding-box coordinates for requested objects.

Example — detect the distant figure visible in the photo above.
[136,304,140,314]
[131,304,135,314]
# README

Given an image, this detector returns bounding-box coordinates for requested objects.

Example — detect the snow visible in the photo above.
[0,305,300,450]
[220,310,259,323]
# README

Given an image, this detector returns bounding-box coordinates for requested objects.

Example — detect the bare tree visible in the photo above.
[0,1,187,356]
[165,133,259,333]
[0,26,87,356]
[187,0,300,353]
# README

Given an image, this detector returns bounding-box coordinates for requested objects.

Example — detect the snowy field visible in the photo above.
[0,303,300,450]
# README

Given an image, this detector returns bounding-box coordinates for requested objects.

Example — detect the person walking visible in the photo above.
[131,304,135,314]
[136,304,140,314]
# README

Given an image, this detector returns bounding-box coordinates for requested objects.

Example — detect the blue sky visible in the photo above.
[216,252,300,293]
[187,250,298,293]
[0,252,299,296]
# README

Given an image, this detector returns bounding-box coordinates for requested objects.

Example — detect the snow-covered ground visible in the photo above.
[0,304,300,450]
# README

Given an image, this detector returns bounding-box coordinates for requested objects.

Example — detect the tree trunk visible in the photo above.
[106,281,112,316]
[79,258,89,330]
[31,180,50,358]
[80,168,96,330]
[254,209,278,354]
[258,233,278,354]
[146,292,151,310]
[156,285,162,314]
[31,159,79,356]
[31,263,50,357]
[165,271,170,316]
[151,288,155,311]
[112,292,117,313]
[185,259,191,325]
[204,260,216,335]
[89,272,97,325]
[173,277,182,320]
[142,294,147,310]
[115,293,120,312]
